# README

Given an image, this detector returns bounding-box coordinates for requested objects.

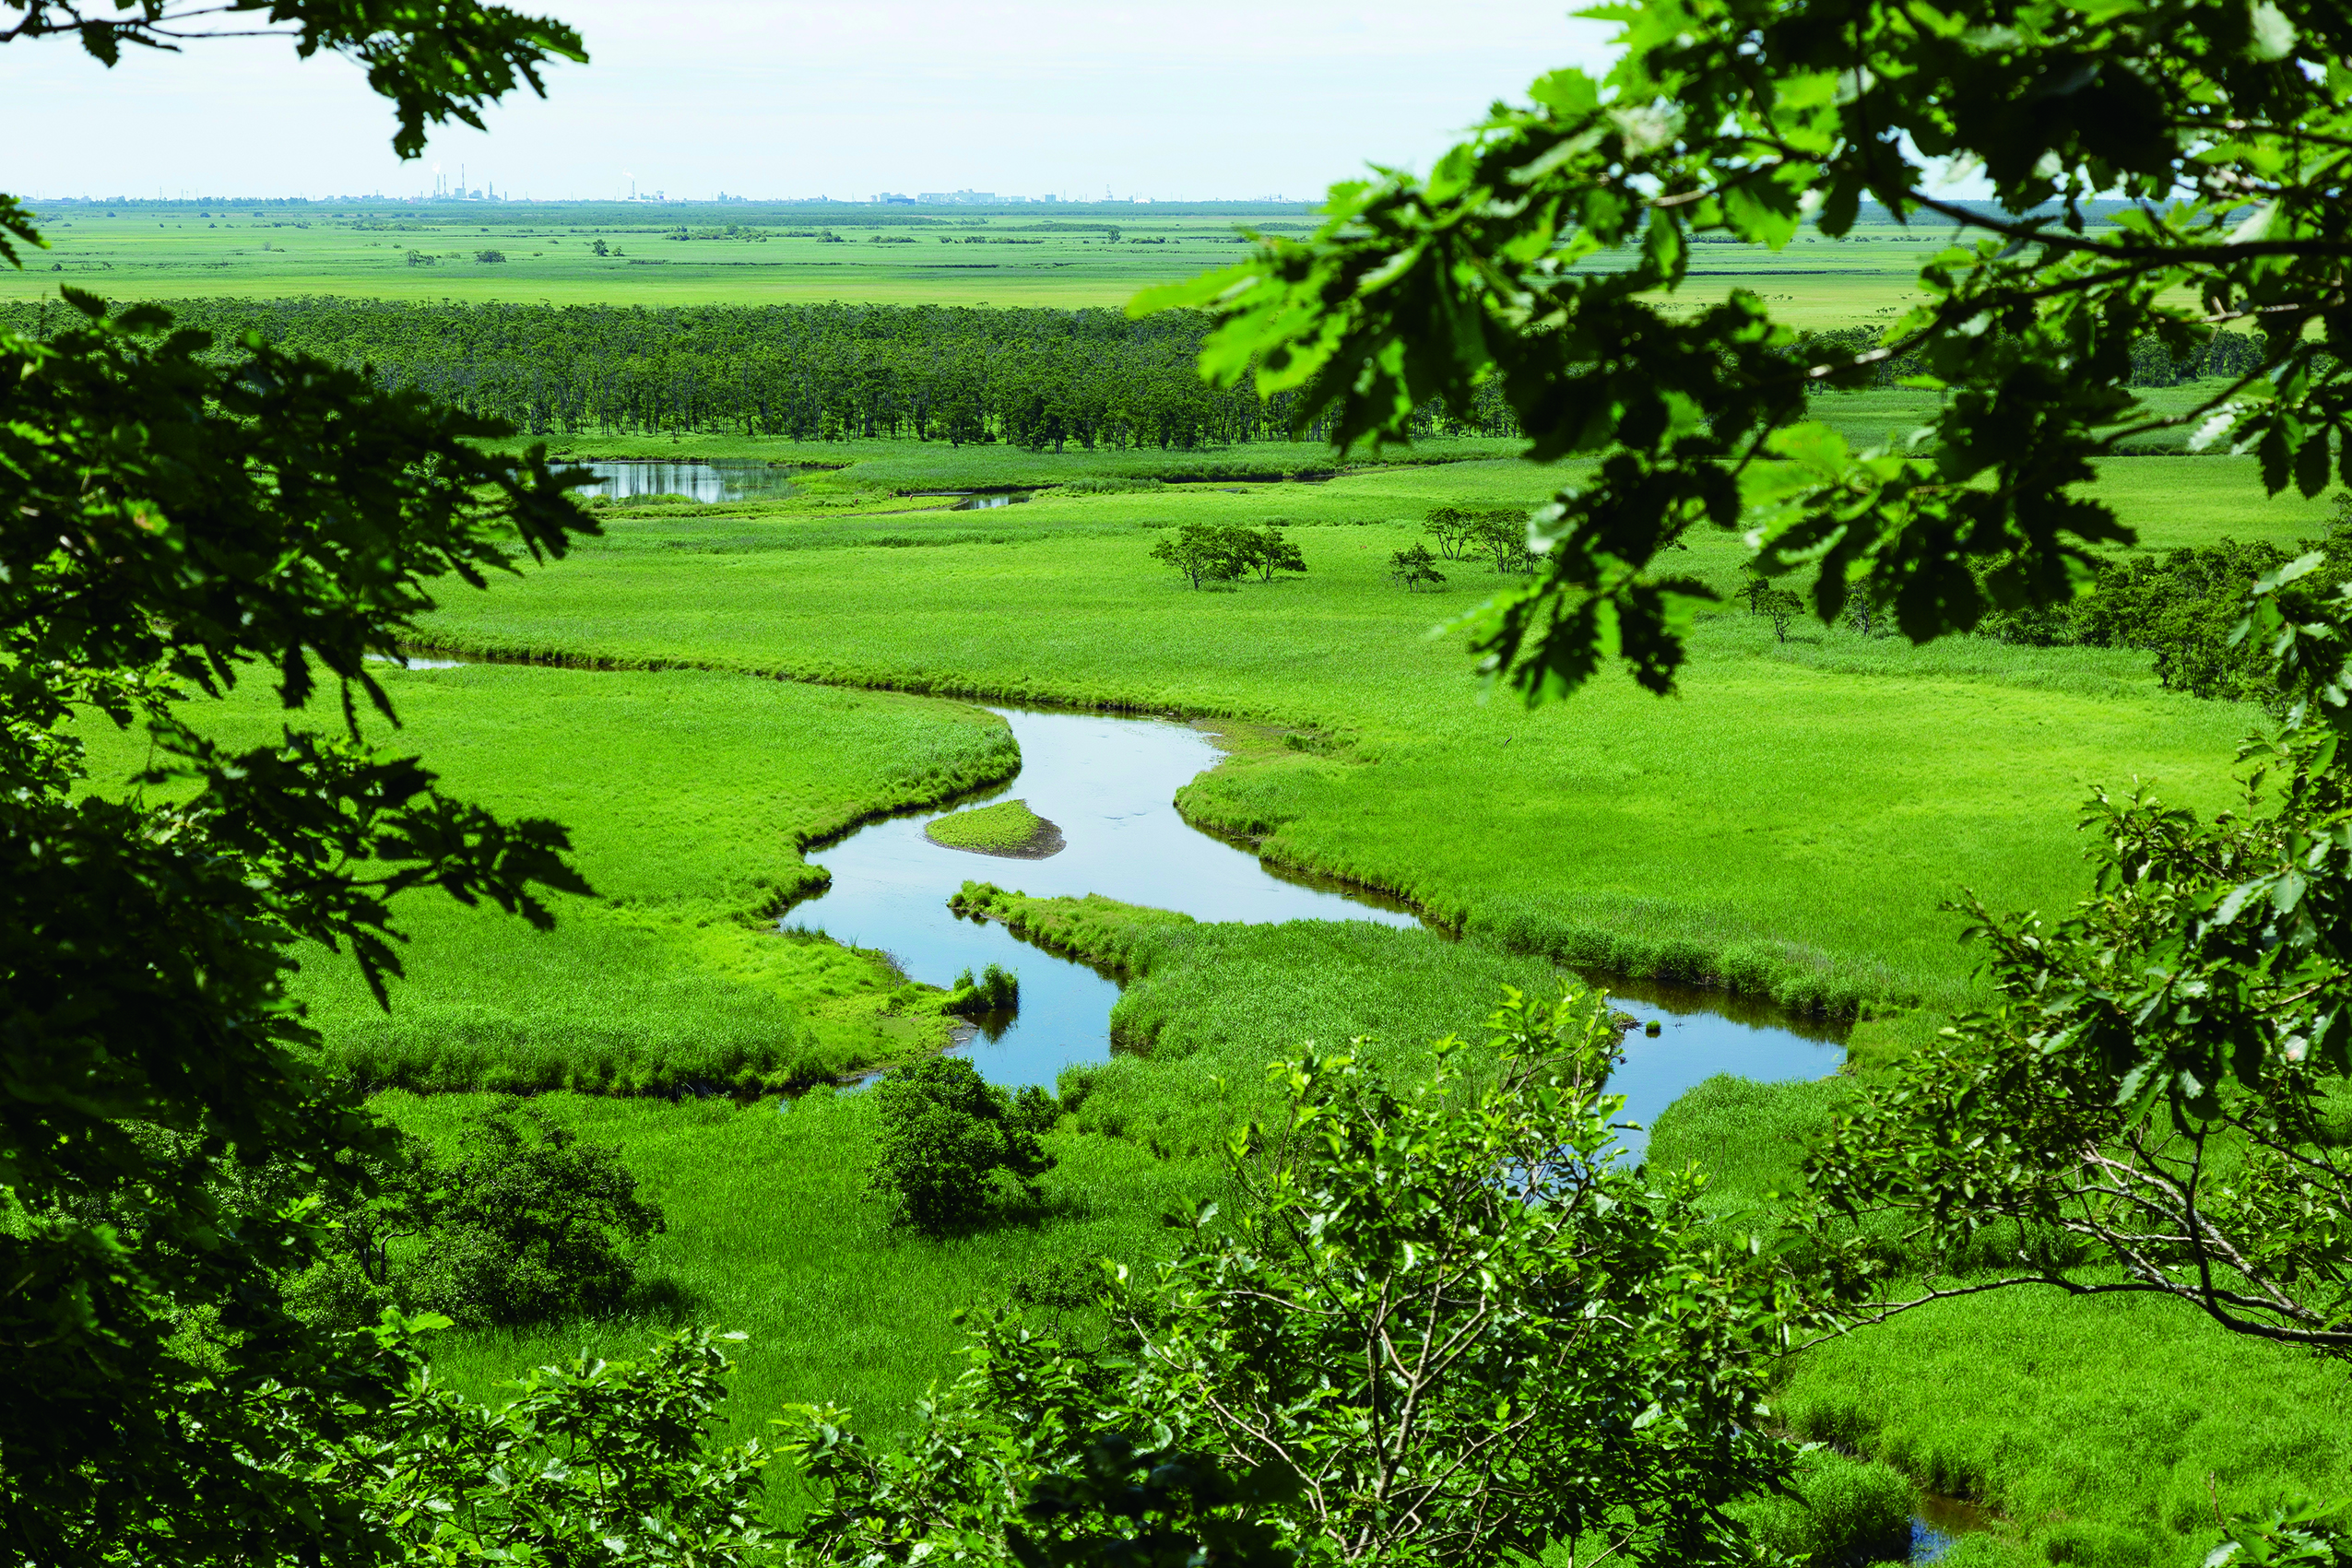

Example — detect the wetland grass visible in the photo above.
[412,455,2270,1017]
[1652,1079,2352,1568]
[76,666,1020,1092]
[925,797,1061,857]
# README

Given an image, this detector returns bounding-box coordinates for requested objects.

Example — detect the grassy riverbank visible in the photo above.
[369,911,1601,1516]
[1650,1080,2352,1568]
[412,454,2289,1018]
[75,665,1019,1092]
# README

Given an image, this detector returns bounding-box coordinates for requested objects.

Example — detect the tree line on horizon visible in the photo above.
[0,297,1518,451]
[0,296,2271,455]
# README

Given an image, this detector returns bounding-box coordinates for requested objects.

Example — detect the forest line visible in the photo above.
[0,295,2271,453]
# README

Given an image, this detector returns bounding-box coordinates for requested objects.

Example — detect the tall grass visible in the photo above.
[1651,1078,2352,1568]
[77,666,1020,1091]
[370,1087,1204,1524]
[408,466,2264,1016]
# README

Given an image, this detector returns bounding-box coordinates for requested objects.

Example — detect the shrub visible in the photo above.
[1734,1449,1915,1567]
[947,961,1020,1013]
[405,1099,666,1326]
[867,1056,1054,1235]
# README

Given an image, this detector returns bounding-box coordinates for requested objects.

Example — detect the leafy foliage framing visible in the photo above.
[1149,0,2352,701]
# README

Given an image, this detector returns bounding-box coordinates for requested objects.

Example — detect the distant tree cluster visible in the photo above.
[1425,505,1537,574]
[1150,522,1305,589]
[0,297,1522,449]
[1795,324,2279,394]
[1973,492,2352,702]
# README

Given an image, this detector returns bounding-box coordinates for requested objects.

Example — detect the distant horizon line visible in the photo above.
[20,194,1324,209]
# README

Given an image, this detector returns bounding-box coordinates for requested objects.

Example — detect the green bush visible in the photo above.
[283,1099,668,1330]
[947,961,1020,1013]
[1733,1448,1915,1567]
[407,1099,667,1326]
[868,1056,1054,1235]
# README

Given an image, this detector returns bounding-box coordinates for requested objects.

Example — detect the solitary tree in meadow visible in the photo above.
[1151,522,1248,589]
[1424,505,1478,560]
[1469,507,1535,574]
[1390,542,1447,592]
[1235,523,1306,583]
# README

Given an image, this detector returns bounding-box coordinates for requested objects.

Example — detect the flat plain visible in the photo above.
[14,198,1959,319]
[48,203,2352,1564]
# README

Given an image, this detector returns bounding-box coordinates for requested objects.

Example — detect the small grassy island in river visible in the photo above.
[925,797,1064,859]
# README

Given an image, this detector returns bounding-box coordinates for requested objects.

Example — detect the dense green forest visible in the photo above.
[0,297,2271,451]
[0,297,1515,448]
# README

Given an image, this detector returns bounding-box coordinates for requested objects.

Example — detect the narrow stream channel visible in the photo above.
[786,707,1845,1153]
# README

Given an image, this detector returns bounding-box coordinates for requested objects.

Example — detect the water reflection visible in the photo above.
[1606,988,1844,1161]
[788,707,1847,1115]
[577,460,802,502]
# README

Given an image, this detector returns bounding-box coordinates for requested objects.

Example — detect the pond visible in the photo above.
[902,489,1036,510]
[575,460,804,502]
[786,707,1844,1153]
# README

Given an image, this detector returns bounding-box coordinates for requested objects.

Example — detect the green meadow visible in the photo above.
[274,419,2333,1564]
[362,914,1575,1503]
[408,441,2307,1018]
[16,199,1966,319]
[46,215,2346,1558]
[76,666,1020,1092]
[1650,1078,2352,1568]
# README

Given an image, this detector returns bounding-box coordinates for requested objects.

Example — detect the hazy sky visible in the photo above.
[5,1,1613,202]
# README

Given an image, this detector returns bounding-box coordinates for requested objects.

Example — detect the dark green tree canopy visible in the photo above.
[1,4,605,1562]
[1157,0,2352,700]
[868,1055,1058,1235]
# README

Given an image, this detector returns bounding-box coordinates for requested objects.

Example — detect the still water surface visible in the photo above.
[578,460,802,502]
[786,708,1843,1152]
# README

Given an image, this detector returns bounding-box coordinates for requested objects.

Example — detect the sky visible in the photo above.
[4,1,1614,203]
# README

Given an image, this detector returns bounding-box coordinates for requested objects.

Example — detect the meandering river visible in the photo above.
[786,707,1845,1155]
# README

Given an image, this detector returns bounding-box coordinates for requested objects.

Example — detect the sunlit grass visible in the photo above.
[413,462,2264,1015]
[77,666,1019,1091]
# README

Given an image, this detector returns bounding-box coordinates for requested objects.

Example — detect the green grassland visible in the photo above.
[1650,1079,2352,1568]
[9,203,1301,310]
[406,446,2307,1018]
[75,666,1021,1091]
[372,1084,1197,1503]
[10,201,1959,318]
[926,797,1051,854]
[368,911,1586,1515]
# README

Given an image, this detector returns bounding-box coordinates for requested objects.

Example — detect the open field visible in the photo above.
[403,450,2297,1017]
[76,666,1020,1092]
[368,915,1584,1516]
[11,198,1971,318]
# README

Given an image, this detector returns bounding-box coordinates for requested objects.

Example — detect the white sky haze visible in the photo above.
[6,1,1614,201]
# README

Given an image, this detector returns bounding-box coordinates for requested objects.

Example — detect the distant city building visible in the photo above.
[916,189,997,205]
[874,192,915,204]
